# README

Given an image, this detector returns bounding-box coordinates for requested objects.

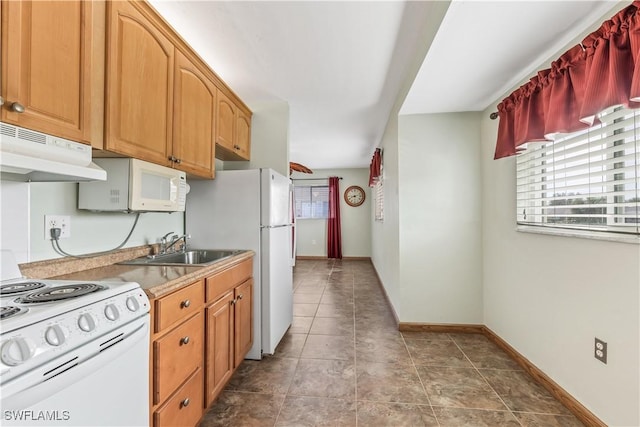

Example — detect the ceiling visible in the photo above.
[149,0,623,170]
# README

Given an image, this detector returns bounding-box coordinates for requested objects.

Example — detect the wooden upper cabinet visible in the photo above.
[172,50,216,178]
[215,89,236,152]
[215,88,251,162]
[1,0,104,145]
[105,1,174,166]
[235,109,251,160]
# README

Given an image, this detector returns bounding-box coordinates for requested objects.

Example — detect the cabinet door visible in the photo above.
[1,0,100,143]
[215,89,235,152]
[205,291,234,407]
[234,279,253,367]
[173,50,215,178]
[105,1,173,166]
[235,109,251,160]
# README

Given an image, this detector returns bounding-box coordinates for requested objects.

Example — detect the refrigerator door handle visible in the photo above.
[261,224,293,229]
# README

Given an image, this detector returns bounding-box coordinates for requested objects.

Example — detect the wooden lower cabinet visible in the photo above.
[154,280,204,333]
[154,369,204,427]
[204,277,254,407]
[151,257,254,427]
[203,259,253,409]
[150,279,204,427]
[205,291,234,407]
[154,312,203,405]
[234,279,253,367]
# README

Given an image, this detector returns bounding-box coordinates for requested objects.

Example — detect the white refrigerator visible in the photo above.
[186,169,293,360]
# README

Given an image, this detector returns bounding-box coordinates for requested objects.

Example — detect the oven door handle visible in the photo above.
[1,317,150,412]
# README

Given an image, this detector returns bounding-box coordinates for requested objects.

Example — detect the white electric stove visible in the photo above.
[0,250,151,426]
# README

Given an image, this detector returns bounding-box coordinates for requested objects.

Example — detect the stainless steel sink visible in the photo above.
[119,249,243,266]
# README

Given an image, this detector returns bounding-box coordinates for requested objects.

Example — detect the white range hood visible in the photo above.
[0,123,107,182]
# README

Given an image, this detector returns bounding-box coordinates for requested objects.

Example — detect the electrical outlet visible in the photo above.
[594,338,607,364]
[44,215,71,240]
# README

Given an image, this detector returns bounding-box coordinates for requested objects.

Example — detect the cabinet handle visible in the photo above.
[175,158,181,164]
[180,300,191,309]
[233,144,240,150]
[180,336,190,345]
[10,102,25,113]
[231,298,237,305]
[237,294,243,300]
[168,155,176,162]
[180,398,190,408]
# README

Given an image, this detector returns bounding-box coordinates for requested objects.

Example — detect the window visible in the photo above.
[374,178,384,221]
[294,185,329,219]
[516,106,639,235]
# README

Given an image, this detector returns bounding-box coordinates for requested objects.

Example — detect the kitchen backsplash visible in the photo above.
[1,180,184,263]
[1,180,30,262]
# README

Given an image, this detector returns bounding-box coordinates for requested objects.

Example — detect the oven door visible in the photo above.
[1,315,150,426]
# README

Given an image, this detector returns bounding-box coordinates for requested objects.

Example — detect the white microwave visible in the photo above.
[79,158,187,212]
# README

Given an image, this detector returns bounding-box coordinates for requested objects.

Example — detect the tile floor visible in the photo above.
[200,259,584,426]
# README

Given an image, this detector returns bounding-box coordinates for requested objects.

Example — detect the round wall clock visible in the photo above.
[344,185,365,207]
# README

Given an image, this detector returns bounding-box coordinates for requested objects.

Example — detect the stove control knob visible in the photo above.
[104,304,120,321]
[126,296,140,312]
[78,313,96,332]
[1,337,35,366]
[45,325,66,346]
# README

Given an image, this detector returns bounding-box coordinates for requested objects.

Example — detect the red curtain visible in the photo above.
[494,0,640,159]
[369,148,382,187]
[327,176,342,259]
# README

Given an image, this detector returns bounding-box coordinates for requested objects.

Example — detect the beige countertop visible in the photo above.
[27,248,254,299]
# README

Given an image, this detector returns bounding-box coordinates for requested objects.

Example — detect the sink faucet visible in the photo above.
[164,234,191,254]
[159,232,175,255]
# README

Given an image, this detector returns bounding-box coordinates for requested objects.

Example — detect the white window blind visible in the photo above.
[294,185,329,219]
[374,178,384,221]
[516,106,639,235]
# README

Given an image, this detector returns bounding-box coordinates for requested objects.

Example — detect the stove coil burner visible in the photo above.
[0,306,26,320]
[15,283,106,304]
[0,281,47,296]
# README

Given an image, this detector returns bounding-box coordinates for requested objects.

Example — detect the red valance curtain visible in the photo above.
[494,0,640,159]
[369,148,382,187]
[327,176,342,259]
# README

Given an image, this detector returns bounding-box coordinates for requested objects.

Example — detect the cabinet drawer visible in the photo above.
[154,312,203,405]
[155,280,204,333]
[206,259,252,303]
[154,368,203,427]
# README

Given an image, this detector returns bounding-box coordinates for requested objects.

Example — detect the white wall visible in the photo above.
[370,1,639,423]
[1,181,30,263]
[224,101,290,178]
[0,179,182,263]
[372,110,402,310]
[293,168,371,258]
[371,0,452,312]
[480,113,640,426]
[398,113,483,323]
[28,182,183,261]
[477,2,639,423]
[5,100,289,263]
